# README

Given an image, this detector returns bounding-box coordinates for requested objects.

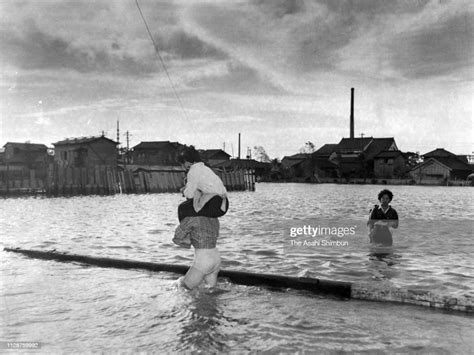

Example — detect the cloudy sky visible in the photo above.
[0,0,472,158]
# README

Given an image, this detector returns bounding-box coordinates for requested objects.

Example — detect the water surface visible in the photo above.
[1,183,472,352]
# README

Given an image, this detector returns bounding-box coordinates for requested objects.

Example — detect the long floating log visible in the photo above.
[3,247,351,298]
[3,247,472,313]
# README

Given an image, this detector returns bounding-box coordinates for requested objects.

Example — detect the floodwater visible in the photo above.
[1,183,473,352]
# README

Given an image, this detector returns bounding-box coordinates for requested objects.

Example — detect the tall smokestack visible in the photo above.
[238,133,241,159]
[116,120,120,145]
[350,88,354,139]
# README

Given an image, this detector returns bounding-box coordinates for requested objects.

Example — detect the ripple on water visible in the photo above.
[0,184,473,352]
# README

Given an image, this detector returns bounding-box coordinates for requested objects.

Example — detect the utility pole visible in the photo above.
[116,120,120,145]
[350,88,355,139]
[126,131,130,164]
[238,133,241,159]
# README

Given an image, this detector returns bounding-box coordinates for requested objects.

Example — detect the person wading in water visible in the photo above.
[172,146,229,289]
[367,189,399,246]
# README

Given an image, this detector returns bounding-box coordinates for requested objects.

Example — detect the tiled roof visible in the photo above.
[198,149,231,159]
[433,157,471,171]
[281,155,310,168]
[423,148,457,158]
[313,144,338,156]
[411,157,471,172]
[364,138,397,160]
[53,136,117,146]
[132,141,184,150]
[337,137,373,152]
[423,149,471,167]
[3,142,48,151]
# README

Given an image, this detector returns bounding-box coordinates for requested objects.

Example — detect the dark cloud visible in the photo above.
[155,29,226,60]
[188,61,283,94]
[0,23,158,75]
[0,21,225,75]
[290,0,430,72]
[251,0,306,18]
[390,13,474,78]
[317,0,430,16]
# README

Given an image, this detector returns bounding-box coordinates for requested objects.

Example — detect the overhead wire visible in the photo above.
[135,0,190,122]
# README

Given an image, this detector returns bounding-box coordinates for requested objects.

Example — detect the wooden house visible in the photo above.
[198,149,231,167]
[332,137,398,178]
[281,154,315,181]
[311,144,339,178]
[131,141,185,166]
[373,150,409,178]
[410,148,473,183]
[213,158,271,179]
[2,142,49,169]
[53,136,118,167]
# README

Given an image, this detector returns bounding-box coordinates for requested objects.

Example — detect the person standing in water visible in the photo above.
[367,189,399,246]
[173,146,228,289]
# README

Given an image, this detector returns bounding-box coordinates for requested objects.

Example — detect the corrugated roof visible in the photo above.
[53,136,117,146]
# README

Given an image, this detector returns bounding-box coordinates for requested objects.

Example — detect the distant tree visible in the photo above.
[299,141,316,154]
[405,151,423,168]
[253,146,271,162]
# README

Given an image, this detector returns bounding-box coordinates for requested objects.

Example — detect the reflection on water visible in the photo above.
[367,247,403,280]
[1,183,473,352]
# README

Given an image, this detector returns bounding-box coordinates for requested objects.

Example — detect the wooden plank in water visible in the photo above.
[3,248,351,298]
[4,247,472,312]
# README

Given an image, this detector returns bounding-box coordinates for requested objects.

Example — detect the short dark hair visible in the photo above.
[177,145,202,164]
[378,189,393,201]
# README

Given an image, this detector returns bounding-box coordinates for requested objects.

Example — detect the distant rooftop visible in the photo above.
[313,144,338,156]
[3,142,48,150]
[132,141,185,150]
[53,136,118,146]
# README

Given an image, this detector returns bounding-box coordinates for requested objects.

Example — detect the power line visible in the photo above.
[135,0,189,122]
